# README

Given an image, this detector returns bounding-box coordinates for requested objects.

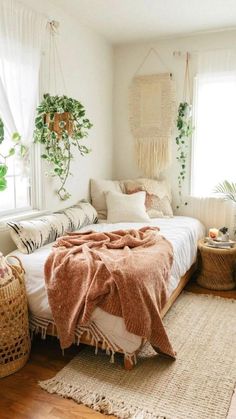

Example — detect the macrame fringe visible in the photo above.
[136,138,171,178]
[129,73,176,178]
[39,378,164,419]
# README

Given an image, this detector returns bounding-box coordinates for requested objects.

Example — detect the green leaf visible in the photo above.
[8,147,15,156]
[12,132,21,142]
[0,176,7,191]
[0,164,8,177]
[214,180,236,203]
[20,144,27,157]
[0,118,4,144]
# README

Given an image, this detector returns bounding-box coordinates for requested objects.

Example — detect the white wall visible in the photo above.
[113,30,236,205]
[1,0,114,254]
[23,0,114,211]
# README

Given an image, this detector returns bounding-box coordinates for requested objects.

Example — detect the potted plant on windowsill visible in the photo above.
[33,94,93,201]
[0,117,27,191]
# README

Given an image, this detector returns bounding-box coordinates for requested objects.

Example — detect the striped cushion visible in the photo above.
[7,200,98,254]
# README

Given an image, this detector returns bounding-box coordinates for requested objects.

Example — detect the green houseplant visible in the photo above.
[214,180,236,236]
[175,102,194,208]
[34,94,92,200]
[0,117,26,191]
[214,180,236,203]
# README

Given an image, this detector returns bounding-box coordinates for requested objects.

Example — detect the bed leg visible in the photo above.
[124,356,134,370]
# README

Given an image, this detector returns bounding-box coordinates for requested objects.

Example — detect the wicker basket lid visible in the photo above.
[0,252,13,287]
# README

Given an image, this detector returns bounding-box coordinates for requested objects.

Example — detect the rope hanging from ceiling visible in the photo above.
[47,20,66,95]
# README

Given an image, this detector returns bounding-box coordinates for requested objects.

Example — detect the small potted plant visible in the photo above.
[34,94,93,200]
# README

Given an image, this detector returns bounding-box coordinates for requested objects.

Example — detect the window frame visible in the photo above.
[0,141,43,218]
[190,72,236,198]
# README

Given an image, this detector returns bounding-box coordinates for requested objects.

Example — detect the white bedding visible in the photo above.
[9,216,205,353]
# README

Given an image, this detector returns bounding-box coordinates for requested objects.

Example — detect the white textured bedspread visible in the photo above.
[9,216,205,353]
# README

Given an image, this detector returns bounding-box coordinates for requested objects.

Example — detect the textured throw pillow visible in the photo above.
[124,178,173,218]
[90,179,122,219]
[7,200,98,254]
[105,190,150,223]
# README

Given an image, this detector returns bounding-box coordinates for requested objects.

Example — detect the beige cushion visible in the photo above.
[105,191,150,223]
[90,179,122,219]
[124,178,173,218]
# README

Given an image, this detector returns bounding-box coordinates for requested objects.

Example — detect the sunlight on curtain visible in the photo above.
[191,50,236,197]
[0,0,46,214]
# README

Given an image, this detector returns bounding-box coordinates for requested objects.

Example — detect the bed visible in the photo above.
[9,215,205,369]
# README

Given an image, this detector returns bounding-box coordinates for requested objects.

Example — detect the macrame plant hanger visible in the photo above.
[183,52,191,103]
[48,20,67,96]
[129,47,176,178]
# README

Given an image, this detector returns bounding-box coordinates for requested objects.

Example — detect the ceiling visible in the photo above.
[54,0,236,44]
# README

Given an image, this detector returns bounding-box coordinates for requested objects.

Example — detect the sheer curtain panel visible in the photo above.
[0,0,47,214]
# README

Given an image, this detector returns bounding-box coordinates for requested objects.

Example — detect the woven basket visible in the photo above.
[0,256,31,378]
[197,240,236,291]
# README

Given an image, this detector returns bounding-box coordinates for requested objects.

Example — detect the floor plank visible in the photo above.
[0,278,235,419]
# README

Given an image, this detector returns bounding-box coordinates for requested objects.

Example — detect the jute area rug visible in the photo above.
[39,292,236,419]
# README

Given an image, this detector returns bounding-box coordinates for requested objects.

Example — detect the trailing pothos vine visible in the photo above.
[175,102,194,209]
[34,94,92,200]
[0,117,27,191]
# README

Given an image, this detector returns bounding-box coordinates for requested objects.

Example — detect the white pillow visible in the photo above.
[105,191,150,223]
[90,179,122,219]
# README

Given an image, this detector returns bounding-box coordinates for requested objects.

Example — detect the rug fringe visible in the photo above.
[39,378,164,419]
[183,290,236,303]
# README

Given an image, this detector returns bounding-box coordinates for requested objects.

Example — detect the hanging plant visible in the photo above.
[0,117,27,191]
[175,101,194,208]
[34,94,93,200]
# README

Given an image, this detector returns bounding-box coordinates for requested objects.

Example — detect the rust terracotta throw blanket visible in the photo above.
[44,227,176,358]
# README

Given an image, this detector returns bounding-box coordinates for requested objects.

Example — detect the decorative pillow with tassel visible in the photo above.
[124,178,173,218]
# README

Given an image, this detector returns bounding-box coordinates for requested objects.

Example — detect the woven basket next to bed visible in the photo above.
[197,240,236,291]
[0,255,31,378]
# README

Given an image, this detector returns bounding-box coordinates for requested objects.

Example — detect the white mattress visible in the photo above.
[9,216,205,353]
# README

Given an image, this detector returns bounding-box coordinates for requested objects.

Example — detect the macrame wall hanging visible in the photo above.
[129,48,176,178]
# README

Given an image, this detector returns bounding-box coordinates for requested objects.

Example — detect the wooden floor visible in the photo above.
[0,278,235,419]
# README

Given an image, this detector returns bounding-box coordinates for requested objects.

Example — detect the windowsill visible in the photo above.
[0,209,50,231]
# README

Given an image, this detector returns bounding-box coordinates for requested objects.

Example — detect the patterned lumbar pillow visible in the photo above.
[124,178,173,218]
[7,200,98,254]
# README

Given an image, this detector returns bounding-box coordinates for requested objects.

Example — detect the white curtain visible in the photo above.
[178,197,236,239]
[0,0,47,145]
[192,49,236,197]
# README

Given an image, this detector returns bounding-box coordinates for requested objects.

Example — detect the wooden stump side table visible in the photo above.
[197,239,236,291]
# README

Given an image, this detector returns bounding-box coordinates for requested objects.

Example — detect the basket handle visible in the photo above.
[6,255,25,274]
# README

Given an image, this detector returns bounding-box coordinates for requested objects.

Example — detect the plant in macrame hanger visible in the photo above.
[176,52,194,209]
[34,21,92,201]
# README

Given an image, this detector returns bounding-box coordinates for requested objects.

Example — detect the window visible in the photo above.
[191,73,236,197]
[0,135,32,215]
[0,69,33,216]
[0,0,46,217]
